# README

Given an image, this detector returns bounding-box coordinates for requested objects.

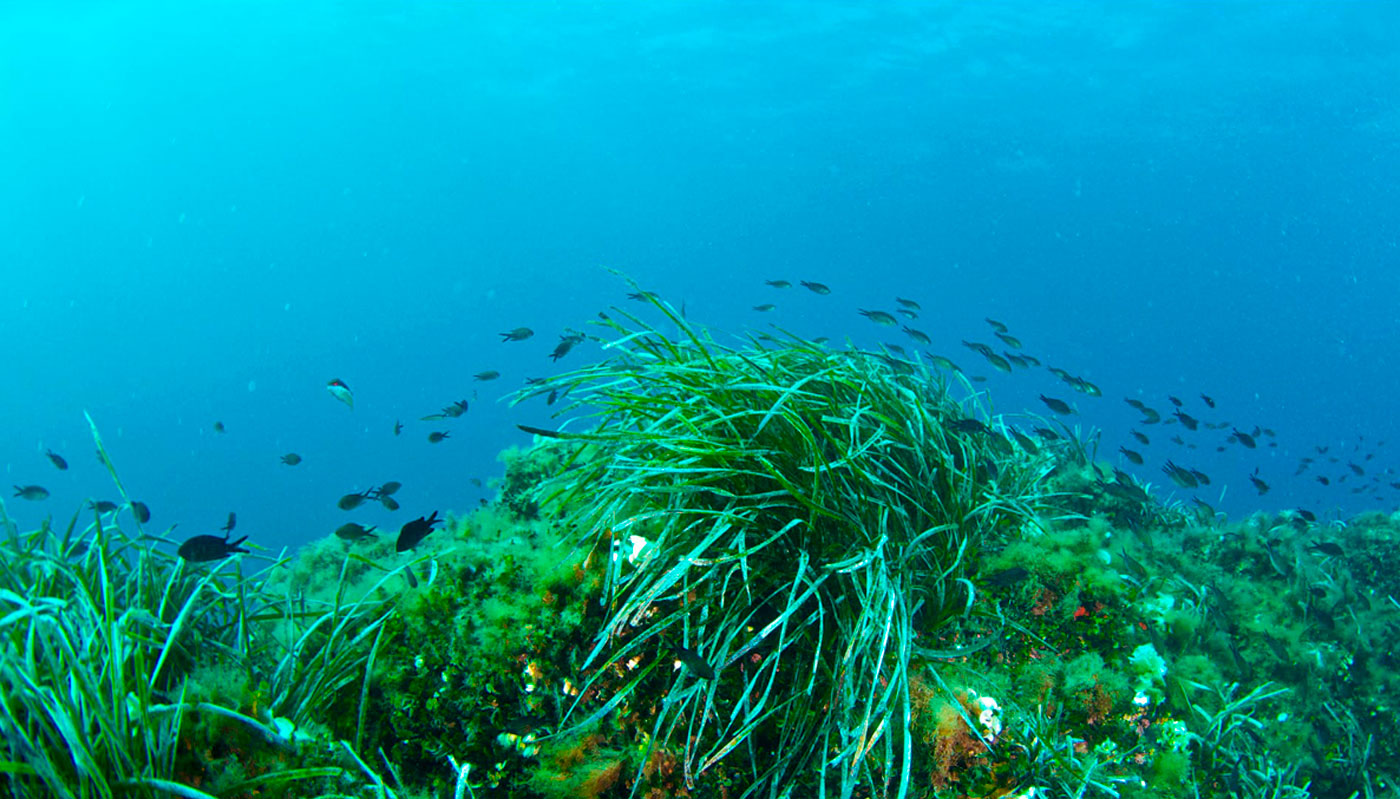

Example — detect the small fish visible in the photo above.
[1249,468,1270,495]
[500,327,534,342]
[928,355,960,372]
[946,419,991,435]
[45,450,68,470]
[1168,396,1183,407]
[89,500,119,513]
[665,638,717,680]
[1295,509,1317,522]
[799,281,831,295]
[1130,430,1150,445]
[1039,395,1073,415]
[897,308,918,320]
[428,431,450,443]
[1162,461,1198,489]
[335,522,378,541]
[380,495,401,511]
[337,491,371,511]
[323,380,354,412]
[1316,476,1330,486]
[1229,429,1256,449]
[1201,394,1216,408]
[985,566,1029,587]
[441,400,469,418]
[396,511,443,552]
[547,389,560,405]
[1140,408,1162,425]
[859,309,898,326]
[1348,462,1365,476]
[213,421,226,434]
[984,318,1008,333]
[1307,541,1343,557]
[12,485,49,500]
[753,304,776,312]
[895,297,921,310]
[626,290,660,301]
[178,532,250,563]
[1173,411,1199,431]
[280,453,302,465]
[901,326,930,345]
[1119,447,1144,465]
[130,501,151,523]
[221,512,237,533]
[764,279,791,288]
[474,370,501,381]
[550,337,578,361]
[394,420,403,436]
[379,481,402,496]
[1124,398,1146,411]
[994,332,1022,349]
[984,353,1012,373]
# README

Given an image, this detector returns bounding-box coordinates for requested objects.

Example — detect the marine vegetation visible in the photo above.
[2,298,1398,799]
[505,287,1059,796]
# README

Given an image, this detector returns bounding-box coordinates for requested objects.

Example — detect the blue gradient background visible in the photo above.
[3,1,1397,552]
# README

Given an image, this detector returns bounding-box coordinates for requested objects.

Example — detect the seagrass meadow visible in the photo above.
[1,299,1396,799]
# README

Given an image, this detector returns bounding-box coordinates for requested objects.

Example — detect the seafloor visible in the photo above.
[1,308,1393,799]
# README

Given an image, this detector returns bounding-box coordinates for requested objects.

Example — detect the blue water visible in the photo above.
[3,1,1397,553]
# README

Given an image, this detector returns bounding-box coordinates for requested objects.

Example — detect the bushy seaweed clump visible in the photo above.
[509,292,1056,796]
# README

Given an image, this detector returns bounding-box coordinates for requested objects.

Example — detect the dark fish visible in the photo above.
[130,501,151,523]
[550,338,577,361]
[501,715,551,736]
[1296,509,1317,522]
[1308,541,1343,557]
[1130,430,1150,445]
[394,420,403,436]
[499,327,534,342]
[379,481,402,496]
[994,332,1022,349]
[1039,395,1073,415]
[1003,352,1031,369]
[1162,461,1198,489]
[280,453,302,465]
[396,511,443,552]
[902,326,931,345]
[895,297,921,310]
[984,353,1012,373]
[1249,469,1270,495]
[404,563,419,588]
[799,281,831,295]
[221,512,236,533]
[380,495,401,511]
[1173,411,1199,431]
[1189,468,1210,486]
[474,370,501,381]
[337,491,371,511]
[1316,476,1330,486]
[962,340,995,356]
[897,308,918,320]
[666,639,717,680]
[985,318,1008,333]
[45,450,68,470]
[859,309,898,326]
[428,431,450,443]
[441,400,469,418]
[1348,462,1365,476]
[1124,398,1146,411]
[1201,394,1215,408]
[1010,430,1039,453]
[546,389,560,405]
[927,355,960,372]
[752,304,776,312]
[334,522,377,541]
[1119,447,1144,465]
[1140,408,1162,425]
[985,566,1029,587]
[764,279,791,288]
[89,500,119,513]
[626,290,660,302]
[178,533,250,563]
[946,419,991,435]
[1168,396,1183,407]
[1230,429,1256,449]
[213,421,226,434]
[12,485,49,500]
